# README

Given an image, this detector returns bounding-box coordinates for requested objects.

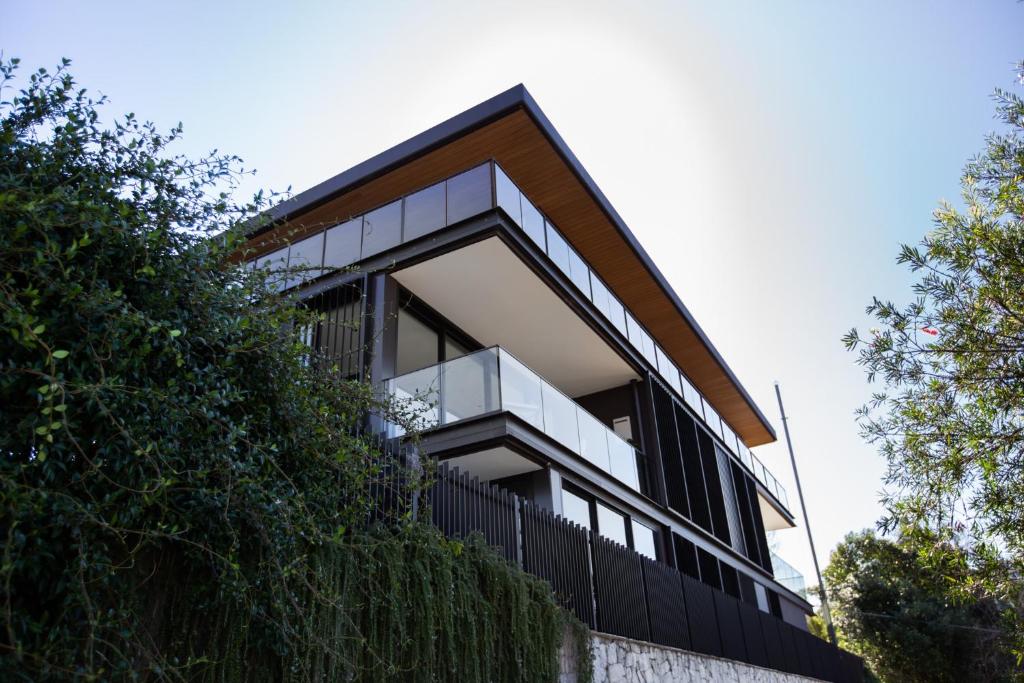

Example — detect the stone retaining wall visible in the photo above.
[560,631,821,683]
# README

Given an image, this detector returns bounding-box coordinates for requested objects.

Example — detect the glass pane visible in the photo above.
[285,232,324,289]
[597,503,628,547]
[655,347,682,395]
[632,520,657,559]
[703,401,724,439]
[680,373,702,413]
[498,350,545,431]
[395,308,439,375]
[441,349,499,424]
[607,294,628,337]
[721,423,739,455]
[589,274,610,320]
[444,336,469,361]
[446,164,491,225]
[317,298,361,378]
[577,408,610,471]
[561,488,591,529]
[494,163,521,226]
[567,248,591,299]
[520,196,546,250]
[403,182,445,242]
[625,312,647,356]
[361,200,402,257]
[388,365,440,437]
[323,218,363,270]
[608,435,639,490]
[255,246,288,292]
[545,222,572,276]
[541,381,580,453]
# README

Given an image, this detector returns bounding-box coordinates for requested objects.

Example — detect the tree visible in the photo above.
[824,531,1014,683]
[843,65,1024,659]
[0,59,575,681]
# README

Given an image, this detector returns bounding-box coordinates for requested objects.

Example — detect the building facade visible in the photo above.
[243,85,825,659]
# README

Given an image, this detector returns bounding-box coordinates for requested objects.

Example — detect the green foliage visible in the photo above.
[0,58,582,681]
[843,64,1024,659]
[824,531,1016,682]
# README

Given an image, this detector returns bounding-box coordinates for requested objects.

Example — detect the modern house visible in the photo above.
[242,85,858,680]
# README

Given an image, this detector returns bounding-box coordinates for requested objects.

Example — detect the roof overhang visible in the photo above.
[244,85,777,446]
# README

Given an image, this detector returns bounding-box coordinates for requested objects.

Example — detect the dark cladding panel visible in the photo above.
[695,427,731,546]
[731,461,764,568]
[650,382,690,518]
[713,591,747,662]
[681,575,722,656]
[696,547,722,591]
[673,533,701,580]
[674,405,713,533]
[746,475,774,573]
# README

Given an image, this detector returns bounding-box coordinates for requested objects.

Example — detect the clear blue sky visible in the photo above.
[4,0,1021,585]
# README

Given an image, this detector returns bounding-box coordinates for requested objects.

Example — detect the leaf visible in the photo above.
[52,349,69,359]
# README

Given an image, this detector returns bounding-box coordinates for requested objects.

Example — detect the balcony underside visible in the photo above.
[393,236,639,398]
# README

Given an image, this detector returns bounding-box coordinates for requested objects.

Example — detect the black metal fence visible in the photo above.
[385,461,863,683]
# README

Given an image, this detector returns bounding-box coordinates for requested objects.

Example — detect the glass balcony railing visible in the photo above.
[770,552,806,599]
[385,347,641,492]
[249,160,789,512]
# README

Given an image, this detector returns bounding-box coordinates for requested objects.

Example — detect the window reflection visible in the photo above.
[632,521,657,559]
[361,200,402,256]
[446,164,491,225]
[324,218,363,269]
[597,503,628,547]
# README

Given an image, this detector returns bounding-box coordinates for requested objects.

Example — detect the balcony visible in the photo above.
[385,346,641,492]
[770,552,807,600]
[250,159,791,517]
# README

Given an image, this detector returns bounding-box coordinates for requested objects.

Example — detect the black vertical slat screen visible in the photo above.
[738,601,770,668]
[712,591,747,662]
[730,462,764,568]
[680,574,722,657]
[745,475,774,573]
[520,503,595,628]
[310,282,364,379]
[591,532,650,642]
[650,383,691,518]
[694,429,730,545]
[366,455,862,682]
[716,445,747,557]
[674,406,714,533]
[672,533,701,580]
[760,611,787,672]
[641,556,690,650]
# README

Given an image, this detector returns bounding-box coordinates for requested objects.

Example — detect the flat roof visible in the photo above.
[246,85,777,446]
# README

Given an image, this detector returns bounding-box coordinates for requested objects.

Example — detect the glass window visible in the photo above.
[606,294,628,337]
[446,164,491,225]
[561,489,591,529]
[498,350,545,431]
[443,336,469,361]
[323,218,363,270]
[597,503,629,547]
[403,182,445,242]
[441,349,499,425]
[395,308,439,375]
[754,582,770,613]
[577,408,610,471]
[632,521,657,559]
[567,248,591,299]
[520,196,546,250]
[285,232,324,289]
[494,164,521,226]
[541,381,580,453]
[361,199,402,257]
[545,222,572,276]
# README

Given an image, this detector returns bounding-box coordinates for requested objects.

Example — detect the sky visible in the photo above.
[4,0,1021,589]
